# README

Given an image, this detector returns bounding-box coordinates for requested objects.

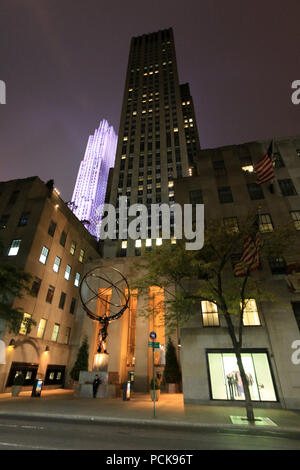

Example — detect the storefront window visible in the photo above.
[207,351,277,402]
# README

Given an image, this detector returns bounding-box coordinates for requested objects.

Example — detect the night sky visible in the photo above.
[1,0,299,200]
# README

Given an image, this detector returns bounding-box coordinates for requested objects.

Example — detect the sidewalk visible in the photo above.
[1,389,300,436]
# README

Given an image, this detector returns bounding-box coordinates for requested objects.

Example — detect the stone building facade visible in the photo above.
[0,177,99,392]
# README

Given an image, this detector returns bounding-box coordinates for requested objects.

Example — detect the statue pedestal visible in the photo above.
[78,371,109,398]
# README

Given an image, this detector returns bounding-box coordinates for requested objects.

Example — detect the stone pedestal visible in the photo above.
[78,371,109,398]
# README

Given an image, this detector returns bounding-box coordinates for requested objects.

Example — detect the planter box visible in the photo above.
[150,389,160,401]
[11,386,22,397]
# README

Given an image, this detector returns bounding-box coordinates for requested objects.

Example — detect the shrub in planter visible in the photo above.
[163,337,181,393]
[70,336,89,383]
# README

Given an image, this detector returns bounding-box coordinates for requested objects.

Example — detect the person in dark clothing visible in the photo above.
[93,375,101,398]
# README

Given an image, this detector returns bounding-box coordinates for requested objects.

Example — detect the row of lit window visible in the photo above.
[121,237,176,250]
[201,300,260,327]
[19,313,71,344]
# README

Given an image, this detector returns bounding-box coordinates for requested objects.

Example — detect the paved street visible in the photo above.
[0,417,300,450]
[0,389,300,451]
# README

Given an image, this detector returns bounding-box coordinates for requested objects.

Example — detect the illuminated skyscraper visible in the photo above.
[104,28,201,257]
[71,120,117,238]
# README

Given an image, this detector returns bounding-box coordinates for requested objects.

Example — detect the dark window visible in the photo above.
[0,214,10,229]
[218,186,233,203]
[177,165,182,178]
[269,257,287,275]
[278,179,297,196]
[59,292,66,309]
[8,190,20,205]
[69,297,76,314]
[239,154,252,166]
[291,302,300,330]
[60,231,67,247]
[48,220,57,237]
[189,190,203,205]
[31,277,42,297]
[18,212,30,227]
[273,152,285,168]
[46,285,55,304]
[213,160,226,176]
[247,183,265,200]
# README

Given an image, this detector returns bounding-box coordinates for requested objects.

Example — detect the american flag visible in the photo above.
[234,230,262,278]
[253,141,275,184]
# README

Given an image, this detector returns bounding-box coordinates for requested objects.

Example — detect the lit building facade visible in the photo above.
[0,177,99,393]
[174,135,300,409]
[104,28,200,257]
[73,134,300,409]
[71,120,117,238]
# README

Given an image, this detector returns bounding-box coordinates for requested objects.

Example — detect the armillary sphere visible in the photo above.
[79,265,130,354]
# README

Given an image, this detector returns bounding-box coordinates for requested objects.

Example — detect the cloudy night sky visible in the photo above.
[0,0,299,200]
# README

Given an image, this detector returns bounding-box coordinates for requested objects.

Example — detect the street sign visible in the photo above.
[149,331,157,340]
[148,341,160,349]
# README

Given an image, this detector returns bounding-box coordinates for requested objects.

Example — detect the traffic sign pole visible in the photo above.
[149,332,157,419]
[153,344,156,418]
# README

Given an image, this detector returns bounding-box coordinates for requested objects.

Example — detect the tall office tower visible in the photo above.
[71,120,117,238]
[180,83,201,175]
[104,28,201,257]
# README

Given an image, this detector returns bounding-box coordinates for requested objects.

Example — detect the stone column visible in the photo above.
[134,293,150,392]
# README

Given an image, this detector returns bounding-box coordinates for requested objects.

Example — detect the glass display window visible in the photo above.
[207,351,277,402]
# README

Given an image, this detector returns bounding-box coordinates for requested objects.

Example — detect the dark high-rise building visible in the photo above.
[104,28,201,257]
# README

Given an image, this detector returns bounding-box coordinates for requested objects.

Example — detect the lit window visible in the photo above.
[156,238,162,246]
[74,272,80,287]
[19,313,31,335]
[8,239,21,256]
[79,249,85,263]
[259,213,273,232]
[201,301,219,327]
[51,323,60,342]
[70,241,76,255]
[64,264,72,281]
[135,239,142,248]
[242,299,261,326]
[64,327,71,345]
[37,319,47,339]
[53,256,61,273]
[121,241,127,249]
[242,165,254,173]
[290,211,300,230]
[146,238,152,247]
[39,246,49,264]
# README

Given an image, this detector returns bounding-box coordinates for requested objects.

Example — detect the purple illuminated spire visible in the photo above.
[71,120,117,238]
